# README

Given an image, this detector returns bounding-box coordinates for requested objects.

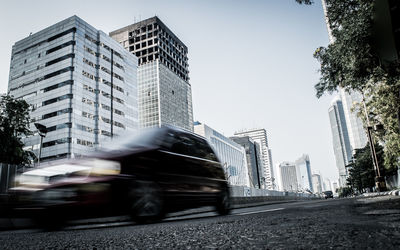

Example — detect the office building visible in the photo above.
[312,173,323,194]
[8,16,138,162]
[339,89,368,150]
[110,16,193,131]
[234,128,275,189]
[328,96,353,186]
[230,136,263,189]
[194,122,250,187]
[295,154,313,192]
[332,181,339,193]
[323,178,332,192]
[279,162,298,192]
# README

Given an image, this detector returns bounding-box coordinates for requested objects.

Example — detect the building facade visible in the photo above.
[110,16,193,131]
[339,89,368,151]
[234,128,275,189]
[8,16,138,162]
[295,154,313,192]
[194,122,250,187]
[230,136,264,189]
[328,96,353,186]
[279,162,298,192]
[312,173,323,194]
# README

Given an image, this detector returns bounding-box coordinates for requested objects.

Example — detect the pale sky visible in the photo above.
[0,0,338,182]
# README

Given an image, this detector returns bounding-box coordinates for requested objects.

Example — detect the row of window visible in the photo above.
[75,124,111,137]
[84,34,124,60]
[42,137,96,148]
[100,103,125,116]
[46,122,72,132]
[42,93,72,106]
[13,27,76,56]
[81,110,125,129]
[10,51,74,82]
[82,50,125,78]
[81,66,124,82]
[100,116,125,129]
[43,137,71,148]
[47,41,75,55]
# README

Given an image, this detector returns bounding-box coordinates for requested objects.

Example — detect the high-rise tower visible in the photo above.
[110,17,193,131]
[8,16,138,162]
[234,128,275,190]
[328,96,353,186]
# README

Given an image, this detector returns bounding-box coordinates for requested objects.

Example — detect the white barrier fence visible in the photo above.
[230,186,316,198]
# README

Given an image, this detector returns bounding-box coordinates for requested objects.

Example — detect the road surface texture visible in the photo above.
[1,196,400,249]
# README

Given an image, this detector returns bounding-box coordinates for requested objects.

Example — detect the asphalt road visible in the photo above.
[1,196,400,249]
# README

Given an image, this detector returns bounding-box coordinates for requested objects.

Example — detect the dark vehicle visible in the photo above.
[8,126,230,226]
[323,191,333,199]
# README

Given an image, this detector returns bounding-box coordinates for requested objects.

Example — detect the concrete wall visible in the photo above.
[230,186,315,198]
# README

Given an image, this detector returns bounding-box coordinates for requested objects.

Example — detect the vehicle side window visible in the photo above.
[190,135,218,161]
[169,132,195,156]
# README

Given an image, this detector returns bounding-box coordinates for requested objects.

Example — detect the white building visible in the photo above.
[279,162,298,192]
[312,173,323,194]
[295,154,313,192]
[234,128,275,190]
[323,178,332,192]
[194,122,250,187]
[8,16,138,162]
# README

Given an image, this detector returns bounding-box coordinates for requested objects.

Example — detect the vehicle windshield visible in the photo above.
[100,127,166,151]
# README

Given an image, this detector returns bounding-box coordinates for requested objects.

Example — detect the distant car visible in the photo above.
[8,126,231,226]
[323,191,333,199]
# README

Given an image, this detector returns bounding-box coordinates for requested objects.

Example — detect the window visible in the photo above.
[42,80,73,93]
[46,41,75,55]
[42,94,72,106]
[44,67,74,80]
[45,53,74,67]
[42,108,72,120]
[43,137,71,148]
[77,139,94,147]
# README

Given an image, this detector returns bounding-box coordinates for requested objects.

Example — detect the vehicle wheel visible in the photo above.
[129,181,164,223]
[216,188,231,215]
[34,209,65,230]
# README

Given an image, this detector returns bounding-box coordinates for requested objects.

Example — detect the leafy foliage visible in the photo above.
[0,95,34,165]
[336,186,353,198]
[295,0,314,5]
[347,143,384,193]
[314,0,400,172]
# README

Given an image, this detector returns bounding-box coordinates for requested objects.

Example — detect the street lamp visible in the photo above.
[361,96,386,192]
[34,123,47,166]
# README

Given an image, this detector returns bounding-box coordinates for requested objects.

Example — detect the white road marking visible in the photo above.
[236,208,285,216]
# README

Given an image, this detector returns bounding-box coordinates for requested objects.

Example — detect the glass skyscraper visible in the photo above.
[110,17,193,131]
[234,129,275,190]
[328,96,353,186]
[339,89,368,150]
[7,16,138,162]
[295,154,313,192]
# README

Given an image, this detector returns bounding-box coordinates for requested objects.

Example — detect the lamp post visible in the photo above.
[34,123,47,166]
[361,97,386,192]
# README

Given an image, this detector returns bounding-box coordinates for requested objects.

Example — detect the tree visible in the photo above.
[347,143,384,193]
[295,0,313,5]
[0,95,34,165]
[313,0,400,173]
